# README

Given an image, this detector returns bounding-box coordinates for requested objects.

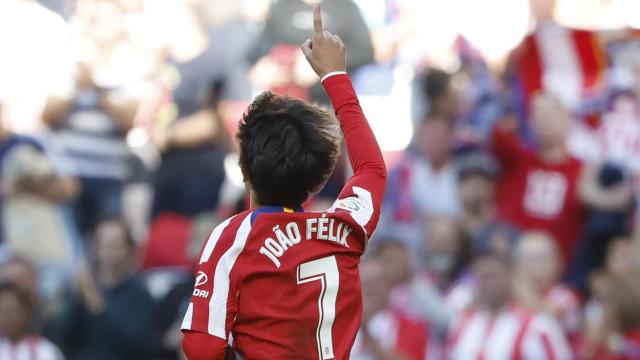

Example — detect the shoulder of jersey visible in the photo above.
[197,211,252,265]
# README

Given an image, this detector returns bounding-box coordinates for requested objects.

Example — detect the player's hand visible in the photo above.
[300,3,346,79]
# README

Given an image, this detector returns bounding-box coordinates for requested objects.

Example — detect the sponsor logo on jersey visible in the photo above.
[193,288,209,299]
[195,271,208,287]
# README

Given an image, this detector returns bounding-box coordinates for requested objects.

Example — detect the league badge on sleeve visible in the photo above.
[334,197,367,213]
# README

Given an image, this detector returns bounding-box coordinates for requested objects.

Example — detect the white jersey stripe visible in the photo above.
[448,308,571,360]
[208,213,253,337]
[536,27,583,109]
[200,216,235,264]
[329,186,374,236]
[350,186,374,228]
[182,303,194,330]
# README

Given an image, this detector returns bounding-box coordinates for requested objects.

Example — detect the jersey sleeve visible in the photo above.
[490,125,527,172]
[181,213,252,345]
[322,74,387,239]
[182,331,228,360]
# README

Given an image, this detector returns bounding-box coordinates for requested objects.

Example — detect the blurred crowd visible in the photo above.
[1,0,640,359]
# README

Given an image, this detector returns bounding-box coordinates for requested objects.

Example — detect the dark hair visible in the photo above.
[238,92,342,206]
[457,152,498,182]
[422,69,452,102]
[0,281,34,313]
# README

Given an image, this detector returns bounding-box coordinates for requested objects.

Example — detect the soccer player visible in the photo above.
[180,4,387,360]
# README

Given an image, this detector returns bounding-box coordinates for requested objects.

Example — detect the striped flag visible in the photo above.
[511,23,608,112]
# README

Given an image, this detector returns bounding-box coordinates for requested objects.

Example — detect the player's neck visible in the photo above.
[249,197,296,211]
[249,193,262,210]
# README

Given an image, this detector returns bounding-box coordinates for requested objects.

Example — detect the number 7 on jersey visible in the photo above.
[296,256,340,360]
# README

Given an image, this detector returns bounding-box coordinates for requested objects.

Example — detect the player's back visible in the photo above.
[180,13,387,357]
[188,205,367,360]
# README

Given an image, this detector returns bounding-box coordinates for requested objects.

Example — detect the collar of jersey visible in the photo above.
[250,205,304,224]
[255,205,304,214]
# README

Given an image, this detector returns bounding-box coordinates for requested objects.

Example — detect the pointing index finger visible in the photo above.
[313,3,323,37]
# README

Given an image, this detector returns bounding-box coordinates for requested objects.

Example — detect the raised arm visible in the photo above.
[301,4,387,237]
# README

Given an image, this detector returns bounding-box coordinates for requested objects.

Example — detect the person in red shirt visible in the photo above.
[492,91,584,266]
[181,4,387,359]
[491,91,628,268]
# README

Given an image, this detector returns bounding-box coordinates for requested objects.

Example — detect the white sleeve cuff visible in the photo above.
[321,71,348,83]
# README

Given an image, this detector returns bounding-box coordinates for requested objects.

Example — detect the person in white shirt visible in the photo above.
[0,282,64,360]
[446,252,573,360]
[513,232,583,343]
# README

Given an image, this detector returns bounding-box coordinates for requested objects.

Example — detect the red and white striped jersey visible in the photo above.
[446,304,573,360]
[350,309,429,360]
[545,284,582,338]
[181,74,387,360]
[0,336,64,360]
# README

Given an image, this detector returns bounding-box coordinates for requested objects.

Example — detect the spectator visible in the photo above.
[491,92,625,272]
[411,115,460,217]
[0,254,62,341]
[351,257,428,360]
[0,255,38,303]
[412,69,460,126]
[0,282,65,360]
[377,240,450,359]
[421,216,474,307]
[569,163,634,291]
[58,218,153,360]
[513,232,583,344]
[382,216,475,344]
[150,0,249,221]
[42,0,141,236]
[381,117,460,256]
[457,152,518,255]
[584,272,640,360]
[1,106,80,273]
[372,241,414,288]
[583,236,640,359]
[446,252,572,359]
